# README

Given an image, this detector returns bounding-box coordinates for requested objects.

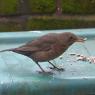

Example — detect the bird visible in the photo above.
[0,32,84,73]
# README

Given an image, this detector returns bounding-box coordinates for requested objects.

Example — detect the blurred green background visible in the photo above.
[0,0,95,31]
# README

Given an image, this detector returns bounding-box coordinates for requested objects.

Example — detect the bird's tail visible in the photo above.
[0,48,31,57]
[0,48,15,52]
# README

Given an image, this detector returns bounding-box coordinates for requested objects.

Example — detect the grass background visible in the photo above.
[0,0,95,31]
[28,0,56,14]
[0,0,95,15]
[0,0,18,15]
[62,0,95,14]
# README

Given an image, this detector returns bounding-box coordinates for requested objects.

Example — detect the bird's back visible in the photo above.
[1,32,75,62]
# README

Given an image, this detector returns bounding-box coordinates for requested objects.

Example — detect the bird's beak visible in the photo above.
[76,37,86,42]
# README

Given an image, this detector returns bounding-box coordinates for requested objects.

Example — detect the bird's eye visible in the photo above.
[69,36,73,40]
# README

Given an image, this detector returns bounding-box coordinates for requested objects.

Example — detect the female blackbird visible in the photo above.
[0,32,84,72]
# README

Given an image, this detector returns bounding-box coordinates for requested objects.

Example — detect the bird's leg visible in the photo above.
[48,61,58,68]
[35,61,53,74]
[48,61,64,71]
[35,61,45,72]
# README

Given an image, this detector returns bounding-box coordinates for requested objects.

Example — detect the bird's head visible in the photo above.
[59,32,85,46]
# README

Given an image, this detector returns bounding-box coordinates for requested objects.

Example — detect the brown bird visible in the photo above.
[0,32,84,73]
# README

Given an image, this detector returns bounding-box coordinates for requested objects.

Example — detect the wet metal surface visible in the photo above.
[0,29,95,95]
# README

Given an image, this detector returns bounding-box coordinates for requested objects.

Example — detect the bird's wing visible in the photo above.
[13,34,58,52]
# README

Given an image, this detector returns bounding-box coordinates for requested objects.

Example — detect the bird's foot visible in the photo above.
[49,66,64,71]
[48,61,64,71]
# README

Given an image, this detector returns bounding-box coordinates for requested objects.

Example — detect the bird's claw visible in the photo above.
[49,67,64,71]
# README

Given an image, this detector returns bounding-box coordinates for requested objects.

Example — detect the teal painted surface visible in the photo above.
[0,28,95,95]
